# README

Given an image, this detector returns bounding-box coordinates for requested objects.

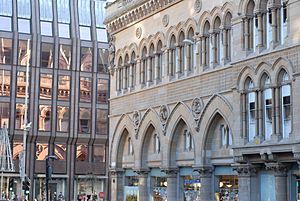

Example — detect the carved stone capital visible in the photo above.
[161,168,178,177]
[265,162,289,176]
[232,164,259,177]
[133,168,150,177]
[109,168,124,177]
[193,166,213,177]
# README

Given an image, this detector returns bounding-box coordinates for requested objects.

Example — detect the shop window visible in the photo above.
[54,144,66,160]
[0,38,12,64]
[0,103,9,128]
[220,125,232,148]
[40,73,53,100]
[183,176,200,201]
[96,109,108,135]
[15,104,25,129]
[40,0,53,36]
[128,137,134,155]
[124,176,139,201]
[218,175,238,201]
[0,70,11,96]
[79,108,91,134]
[13,142,23,160]
[78,0,91,40]
[262,75,272,140]
[18,40,31,66]
[152,177,167,200]
[80,77,92,102]
[36,143,49,160]
[154,134,160,154]
[184,130,194,151]
[57,75,70,101]
[76,144,88,161]
[17,0,31,33]
[0,0,12,31]
[97,79,108,103]
[41,43,53,68]
[94,145,105,162]
[17,71,30,98]
[39,105,51,131]
[57,0,70,38]
[80,47,93,72]
[59,45,71,70]
[97,48,108,73]
[57,106,69,132]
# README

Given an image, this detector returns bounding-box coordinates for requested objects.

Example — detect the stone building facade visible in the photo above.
[105,0,300,200]
[0,0,110,200]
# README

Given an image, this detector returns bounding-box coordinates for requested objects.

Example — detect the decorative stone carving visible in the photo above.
[162,14,169,27]
[136,27,142,39]
[132,110,141,138]
[194,0,202,13]
[265,162,289,176]
[233,164,259,177]
[191,97,203,120]
[161,168,178,177]
[193,166,213,177]
[159,105,169,124]
[108,35,116,74]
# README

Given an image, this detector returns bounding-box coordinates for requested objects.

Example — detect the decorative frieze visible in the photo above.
[232,164,259,177]
[265,162,289,176]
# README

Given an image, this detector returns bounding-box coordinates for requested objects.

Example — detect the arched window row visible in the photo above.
[242,0,288,53]
[241,68,292,143]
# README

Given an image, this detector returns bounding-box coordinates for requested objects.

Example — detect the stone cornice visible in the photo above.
[105,0,183,34]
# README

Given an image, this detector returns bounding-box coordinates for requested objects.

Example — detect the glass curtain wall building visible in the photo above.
[0,0,109,200]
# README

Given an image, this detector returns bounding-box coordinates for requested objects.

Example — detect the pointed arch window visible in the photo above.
[262,75,272,140]
[169,35,176,76]
[184,130,194,151]
[223,12,232,63]
[156,41,163,81]
[246,79,256,142]
[202,21,210,67]
[154,134,160,154]
[212,17,221,66]
[141,47,147,85]
[279,71,291,138]
[220,125,232,148]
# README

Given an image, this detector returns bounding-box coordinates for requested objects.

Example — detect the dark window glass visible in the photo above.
[39,105,51,131]
[96,109,108,135]
[59,45,71,70]
[16,71,30,98]
[97,79,108,103]
[15,104,25,129]
[57,75,70,101]
[0,38,12,65]
[98,48,108,73]
[57,106,69,132]
[0,102,9,128]
[80,47,92,71]
[79,108,91,134]
[54,144,66,160]
[17,0,31,33]
[94,145,105,162]
[18,40,31,66]
[40,73,53,100]
[13,142,23,159]
[40,0,53,36]
[0,70,10,96]
[41,43,53,68]
[80,77,92,102]
[57,0,70,38]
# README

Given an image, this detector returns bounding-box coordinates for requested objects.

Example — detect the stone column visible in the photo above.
[201,36,206,66]
[110,169,124,201]
[271,7,278,48]
[129,63,133,89]
[271,87,277,141]
[194,167,213,201]
[136,170,149,201]
[275,87,280,137]
[168,49,173,76]
[241,92,247,141]
[176,45,181,75]
[211,32,216,66]
[257,12,264,51]
[257,90,263,141]
[222,28,228,64]
[244,17,249,51]
[147,56,152,85]
[122,66,126,91]
[154,53,159,82]
[141,59,146,85]
[164,169,178,201]
[184,44,190,75]
[265,163,289,201]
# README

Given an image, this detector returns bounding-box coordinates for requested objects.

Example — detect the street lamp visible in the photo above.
[45,155,57,201]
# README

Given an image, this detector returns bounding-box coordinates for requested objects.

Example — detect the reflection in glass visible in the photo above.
[97,48,108,73]
[0,16,12,31]
[0,103,9,128]
[17,71,30,98]
[80,47,92,71]
[15,104,25,129]
[39,105,51,131]
[40,73,53,100]
[79,26,91,41]
[0,70,10,96]
[80,77,92,102]
[36,143,49,160]
[79,108,91,134]
[0,0,12,16]
[41,43,53,68]
[57,0,70,38]
[94,145,105,162]
[96,109,108,135]
[57,106,69,132]
[76,144,88,161]
[97,79,108,103]
[58,75,70,100]
[17,0,31,33]
[59,45,71,69]
[0,38,12,64]
[54,144,66,160]
[41,21,52,36]
[18,40,31,66]
[13,142,23,160]
[40,0,53,36]
[58,24,70,38]
[18,18,30,33]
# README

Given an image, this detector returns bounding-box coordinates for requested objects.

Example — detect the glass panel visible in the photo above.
[57,0,70,23]
[0,17,12,31]
[97,79,108,103]
[260,174,275,201]
[18,19,30,34]
[41,43,53,68]
[13,142,23,159]
[40,0,53,21]
[79,26,91,41]
[17,0,31,18]
[96,28,108,42]
[96,109,108,135]
[58,23,70,38]
[248,92,256,141]
[15,104,25,129]
[0,38,12,65]
[0,0,12,16]
[0,70,10,96]
[94,145,105,162]
[39,105,51,131]
[218,176,238,201]
[41,21,53,36]
[0,102,9,128]
[78,0,91,26]
[40,73,52,100]
[282,85,291,138]
[76,144,88,161]
[57,106,69,132]
[57,75,70,101]
[264,88,272,140]
[59,45,71,69]
[95,0,105,28]
[80,47,92,71]
[16,71,30,98]
[80,77,92,102]
[36,143,49,160]
[18,40,31,66]
[79,108,91,134]
[98,48,108,73]
[54,144,66,160]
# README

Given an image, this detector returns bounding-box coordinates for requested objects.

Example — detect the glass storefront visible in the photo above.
[183,176,201,201]
[124,176,139,201]
[152,177,167,201]
[75,178,105,201]
[216,175,238,201]
[34,178,66,201]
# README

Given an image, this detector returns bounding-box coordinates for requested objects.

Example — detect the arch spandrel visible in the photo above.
[272,57,295,78]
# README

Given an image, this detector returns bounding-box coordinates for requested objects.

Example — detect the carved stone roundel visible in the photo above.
[136,27,142,39]
[194,0,202,13]
[132,111,140,127]
[159,105,169,123]
[162,14,169,27]
[192,98,203,118]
